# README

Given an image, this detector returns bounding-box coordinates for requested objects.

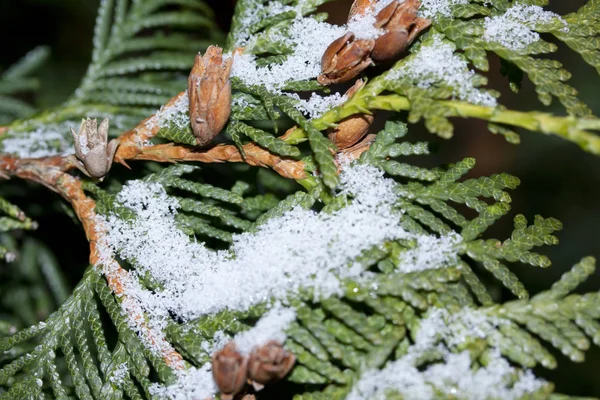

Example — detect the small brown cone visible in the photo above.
[328,79,374,150]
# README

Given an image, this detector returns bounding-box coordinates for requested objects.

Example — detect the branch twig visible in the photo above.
[0,154,185,369]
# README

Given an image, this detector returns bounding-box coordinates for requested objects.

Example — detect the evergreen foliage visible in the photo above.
[0,0,600,399]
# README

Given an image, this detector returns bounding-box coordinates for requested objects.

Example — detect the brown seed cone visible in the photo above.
[371,0,431,62]
[348,0,375,19]
[247,341,296,387]
[328,79,374,150]
[318,32,374,85]
[188,46,233,146]
[212,343,248,400]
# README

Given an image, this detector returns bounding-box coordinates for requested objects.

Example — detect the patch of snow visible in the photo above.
[288,92,347,119]
[483,5,567,51]
[109,363,129,387]
[233,305,296,355]
[347,13,382,41]
[234,1,300,46]
[348,308,546,400]
[200,330,231,356]
[150,364,216,400]
[95,226,183,367]
[400,233,462,272]
[418,0,470,19]
[0,122,74,158]
[387,35,497,106]
[96,162,460,353]
[153,91,190,130]
[231,18,346,90]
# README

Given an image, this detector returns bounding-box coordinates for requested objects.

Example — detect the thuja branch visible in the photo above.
[285,77,600,155]
[113,92,370,182]
[0,154,185,369]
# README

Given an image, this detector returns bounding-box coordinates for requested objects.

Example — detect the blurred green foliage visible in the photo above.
[0,0,599,396]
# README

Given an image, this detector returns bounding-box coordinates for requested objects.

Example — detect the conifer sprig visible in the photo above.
[0,1,599,399]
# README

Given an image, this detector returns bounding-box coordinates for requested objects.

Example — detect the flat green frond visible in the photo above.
[2,1,600,399]
[0,46,49,124]
[72,0,221,122]
[231,121,302,157]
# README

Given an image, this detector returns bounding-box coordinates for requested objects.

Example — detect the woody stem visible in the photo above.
[0,155,185,369]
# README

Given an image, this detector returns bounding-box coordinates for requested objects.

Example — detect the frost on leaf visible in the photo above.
[348,308,547,400]
[418,0,469,19]
[0,122,74,158]
[483,5,567,51]
[230,1,392,118]
[96,163,462,399]
[153,91,190,130]
[387,35,497,106]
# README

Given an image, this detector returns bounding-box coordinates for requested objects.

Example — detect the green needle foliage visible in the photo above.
[0,46,49,124]
[0,0,600,399]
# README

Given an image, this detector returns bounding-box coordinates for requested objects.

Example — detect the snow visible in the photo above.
[109,363,129,387]
[151,306,295,399]
[1,113,131,158]
[95,162,462,399]
[150,364,216,400]
[233,305,296,355]
[483,5,567,51]
[289,92,348,119]
[153,91,190,130]
[347,308,547,400]
[418,0,469,19]
[387,35,497,106]
[347,12,382,41]
[98,163,460,326]
[87,3,558,398]
[0,122,74,159]
[94,228,182,367]
[229,1,395,118]
[231,18,346,90]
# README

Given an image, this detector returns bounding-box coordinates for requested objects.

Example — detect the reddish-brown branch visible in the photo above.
[117,141,309,180]
[114,91,310,180]
[0,154,185,369]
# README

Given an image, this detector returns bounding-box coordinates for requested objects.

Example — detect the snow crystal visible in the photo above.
[347,13,382,41]
[154,91,190,130]
[233,305,296,355]
[200,330,231,355]
[289,92,347,119]
[348,308,546,400]
[414,308,506,350]
[400,233,461,272]
[0,122,74,158]
[109,363,129,387]
[150,364,216,400]
[231,18,346,90]
[483,5,567,51]
[98,162,460,325]
[387,35,497,106]
[418,0,469,19]
[372,0,397,14]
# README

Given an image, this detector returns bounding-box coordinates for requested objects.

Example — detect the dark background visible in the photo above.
[1,0,599,396]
